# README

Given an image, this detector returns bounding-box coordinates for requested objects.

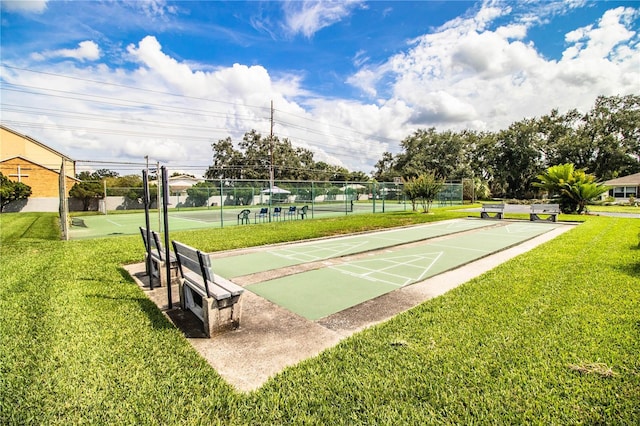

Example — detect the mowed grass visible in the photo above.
[1,210,638,424]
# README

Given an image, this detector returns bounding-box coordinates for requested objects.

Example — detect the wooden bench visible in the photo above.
[480,203,505,219]
[530,204,560,222]
[139,227,178,287]
[172,240,244,337]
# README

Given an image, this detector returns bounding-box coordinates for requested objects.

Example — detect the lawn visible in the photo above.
[1,210,638,424]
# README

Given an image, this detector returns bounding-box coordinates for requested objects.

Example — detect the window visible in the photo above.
[611,186,637,198]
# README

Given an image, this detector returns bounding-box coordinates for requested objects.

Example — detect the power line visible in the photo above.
[1,64,273,113]
[1,66,400,172]
[1,67,400,149]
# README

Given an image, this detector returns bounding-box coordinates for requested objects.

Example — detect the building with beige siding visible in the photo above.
[1,125,78,211]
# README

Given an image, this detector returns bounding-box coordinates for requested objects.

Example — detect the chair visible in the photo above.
[255,207,268,223]
[298,205,309,219]
[272,207,282,221]
[286,206,297,220]
[237,209,251,225]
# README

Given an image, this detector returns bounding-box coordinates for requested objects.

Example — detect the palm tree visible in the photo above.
[534,164,608,214]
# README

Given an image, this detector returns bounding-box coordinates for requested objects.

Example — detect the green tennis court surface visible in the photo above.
[234,221,561,320]
[214,219,495,278]
[68,202,414,239]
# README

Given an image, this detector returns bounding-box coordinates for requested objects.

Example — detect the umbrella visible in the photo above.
[340,184,365,191]
[261,185,291,194]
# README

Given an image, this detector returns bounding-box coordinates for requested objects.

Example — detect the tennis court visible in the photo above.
[214,220,562,320]
[68,201,412,239]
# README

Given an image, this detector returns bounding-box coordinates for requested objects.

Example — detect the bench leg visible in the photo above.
[158,263,180,287]
[530,214,557,222]
[203,296,243,337]
[481,212,503,219]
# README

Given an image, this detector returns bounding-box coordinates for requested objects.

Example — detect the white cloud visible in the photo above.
[347,2,640,134]
[132,0,177,18]
[32,40,101,62]
[3,3,639,177]
[563,7,638,60]
[1,0,48,14]
[2,36,320,176]
[282,0,364,37]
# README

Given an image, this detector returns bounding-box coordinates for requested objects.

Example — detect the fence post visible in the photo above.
[59,161,69,240]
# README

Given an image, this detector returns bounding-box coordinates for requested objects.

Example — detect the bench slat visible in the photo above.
[198,253,244,297]
[173,240,244,300]
[531,204,560,213]
[183,270,232,300]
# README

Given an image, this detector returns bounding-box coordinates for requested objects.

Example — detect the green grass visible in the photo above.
[587,204,640,214]
[1,211,639,424]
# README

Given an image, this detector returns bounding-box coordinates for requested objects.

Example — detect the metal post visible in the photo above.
[220,179,224,228]
[59,161,69,240]
[156,161,161,232]
[161,166,172,309]
[142,170,153,290]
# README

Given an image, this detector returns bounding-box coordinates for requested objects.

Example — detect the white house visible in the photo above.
[603,172,640,202]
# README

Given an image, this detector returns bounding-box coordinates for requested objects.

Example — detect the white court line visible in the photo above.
[504,224,556,234]
[331,252,444,287]
[273,241,371,262]
[334,269,410,287]
[106,219,123,227]
[429,242,491,253]
[169,215,211,224]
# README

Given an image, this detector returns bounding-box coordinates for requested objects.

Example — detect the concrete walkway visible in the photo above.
[125,220,575,392]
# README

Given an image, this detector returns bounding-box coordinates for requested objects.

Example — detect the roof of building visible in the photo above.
[1,124,75,162]
[603,172,640,186]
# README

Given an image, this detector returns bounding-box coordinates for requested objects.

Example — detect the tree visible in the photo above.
[207,137,243,180]
[403,172,444,213]
[373,152,396,181]
[534,163,609,214]
[0,172,32,212]
[578,94,640,179]
[491,118,546,199]
[185,181,219,207]
[394,128,471,180]
[205,130,364,182]
[69,180,104,211]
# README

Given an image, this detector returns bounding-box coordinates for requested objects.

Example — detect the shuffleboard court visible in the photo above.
[213,219,496,278]
[245,221,560,320]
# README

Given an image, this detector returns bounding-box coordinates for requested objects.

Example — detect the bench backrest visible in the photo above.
[238,209,250,218]
[274,207,282,214]
[172,241,244,299]
[482,203,505,211]
[172,240,213,298]
[288,206,296,212]
[151,230,170,261]
[140,227,161,258]
[258,207,268,215]
[531,204,560,213]
[300,205,308,214]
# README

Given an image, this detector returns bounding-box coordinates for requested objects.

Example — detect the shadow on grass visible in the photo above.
[611,244,640,278]
[116,266,208,338]
[86,292,178,331]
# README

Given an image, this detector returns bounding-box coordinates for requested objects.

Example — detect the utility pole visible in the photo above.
[269,100,274,191]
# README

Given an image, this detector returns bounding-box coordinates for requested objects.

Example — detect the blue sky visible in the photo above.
[1,0,639,176]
